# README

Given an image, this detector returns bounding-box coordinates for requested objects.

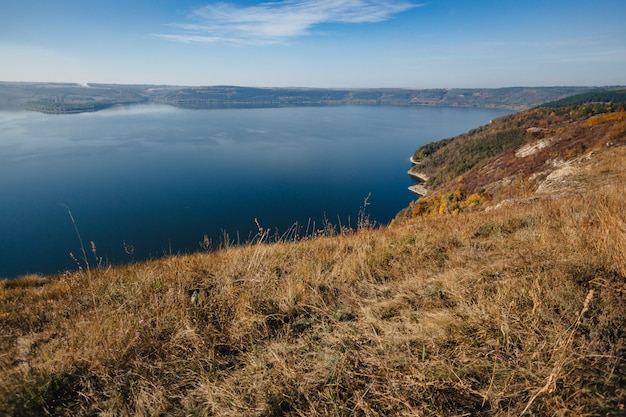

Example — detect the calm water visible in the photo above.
[0,105,511,278]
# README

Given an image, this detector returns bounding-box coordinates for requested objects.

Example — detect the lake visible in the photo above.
[0,105,511,278]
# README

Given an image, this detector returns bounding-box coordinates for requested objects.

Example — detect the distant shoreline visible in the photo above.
[0,82,611,115]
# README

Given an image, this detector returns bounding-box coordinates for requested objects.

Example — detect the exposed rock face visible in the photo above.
[515,136,557,158]
[407,164,430,197]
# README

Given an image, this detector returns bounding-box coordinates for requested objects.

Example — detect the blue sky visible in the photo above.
[1,0,625,88]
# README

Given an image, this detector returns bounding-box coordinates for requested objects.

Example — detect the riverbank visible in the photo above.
[407,155,430,197]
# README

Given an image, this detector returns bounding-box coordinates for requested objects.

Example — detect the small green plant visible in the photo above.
[5,371,80,417]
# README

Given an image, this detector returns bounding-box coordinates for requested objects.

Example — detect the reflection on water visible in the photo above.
[0,105,511,278]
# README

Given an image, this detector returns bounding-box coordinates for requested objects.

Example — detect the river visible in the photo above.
[0,105,512,278]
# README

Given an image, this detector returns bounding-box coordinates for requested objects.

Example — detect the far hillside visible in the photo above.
[0,82,617,113]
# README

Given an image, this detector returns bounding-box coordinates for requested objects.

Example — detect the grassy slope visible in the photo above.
[1,104,625,416]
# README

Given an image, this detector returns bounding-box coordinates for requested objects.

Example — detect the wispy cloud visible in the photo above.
[156,0,420,45]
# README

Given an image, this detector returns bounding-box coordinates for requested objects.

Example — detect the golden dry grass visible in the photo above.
[1,121,625,416]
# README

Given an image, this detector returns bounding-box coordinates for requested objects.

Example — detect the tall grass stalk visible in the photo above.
[62,204,99,317]
[62,204,90,275]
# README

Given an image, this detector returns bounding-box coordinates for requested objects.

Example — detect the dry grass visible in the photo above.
[1,121,625,416]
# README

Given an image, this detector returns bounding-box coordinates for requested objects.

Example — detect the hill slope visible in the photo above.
[403,90,626,216]
[1,99,625,416]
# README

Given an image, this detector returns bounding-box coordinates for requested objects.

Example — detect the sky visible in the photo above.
[1,0,625,88]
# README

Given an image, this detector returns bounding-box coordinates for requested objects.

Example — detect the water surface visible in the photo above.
[0,105,511,278]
